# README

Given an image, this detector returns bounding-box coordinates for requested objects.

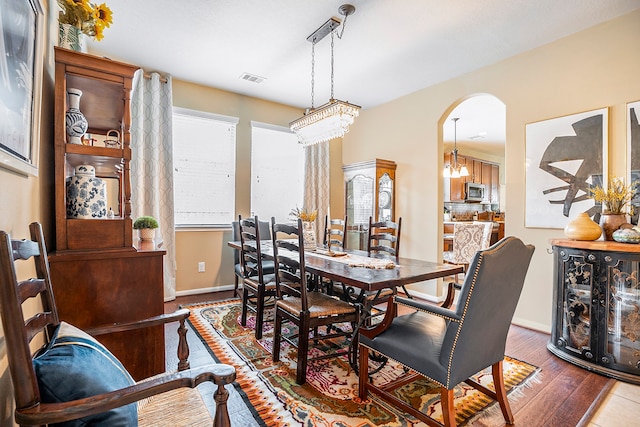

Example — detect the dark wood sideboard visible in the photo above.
[549,239,640,384]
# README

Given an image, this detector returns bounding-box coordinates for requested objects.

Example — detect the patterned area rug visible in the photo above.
[185,299,540,426]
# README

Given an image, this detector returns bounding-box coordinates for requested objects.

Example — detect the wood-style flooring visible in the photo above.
[166,291,613,427]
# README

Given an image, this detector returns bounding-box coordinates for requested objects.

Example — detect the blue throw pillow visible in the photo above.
[33,322,138,426]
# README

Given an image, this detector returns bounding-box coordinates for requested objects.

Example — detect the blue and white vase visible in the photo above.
[66,165,107,219]
[65,88,88,144]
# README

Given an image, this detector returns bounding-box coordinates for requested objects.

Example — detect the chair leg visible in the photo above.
[255,287,264,339]
[492,360,514,424]
[440,388,456,427]
[358,345,369,399]
[233,275,239,298]
[272,310,282,362]
[240,287,249,326]
[296,317,310,385]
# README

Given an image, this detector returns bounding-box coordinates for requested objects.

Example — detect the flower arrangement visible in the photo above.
[289,207,317,222]
[590,177,638,215]
[133,216,159,229]
[57,0,113,41]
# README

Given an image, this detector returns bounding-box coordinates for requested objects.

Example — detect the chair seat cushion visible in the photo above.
[33,322,137,426]
[278,292,356,318]
[244,273,277,291]
[359,311,450,386]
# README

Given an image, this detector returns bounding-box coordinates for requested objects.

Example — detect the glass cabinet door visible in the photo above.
[378,173,393,222]
[556,248,599,362]
[604,254,640,375]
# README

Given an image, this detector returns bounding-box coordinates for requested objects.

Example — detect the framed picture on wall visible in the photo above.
[525,107,608,229]
[0,0,45,176]
[628,100,640,225]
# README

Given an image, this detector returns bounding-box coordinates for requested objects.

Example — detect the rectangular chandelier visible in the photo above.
[290,98,360,146]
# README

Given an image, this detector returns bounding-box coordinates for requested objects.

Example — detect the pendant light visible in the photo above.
[443,117,469,178]
[290,4,360,146]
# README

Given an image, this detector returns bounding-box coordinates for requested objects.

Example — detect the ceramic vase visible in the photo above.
[65,88,88,144]
[563,212,602,241]
[138,228,155,241]
[599,213,627,241]
[59,23,87,52]
[302,221,317,251]
[66,165,107,219]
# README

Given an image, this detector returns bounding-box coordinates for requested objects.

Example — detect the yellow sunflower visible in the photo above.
[93,24,105,41]
[65,0,92,14]
[93,3,113,28]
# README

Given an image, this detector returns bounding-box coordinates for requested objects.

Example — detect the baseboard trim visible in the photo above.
[175,285,235,298]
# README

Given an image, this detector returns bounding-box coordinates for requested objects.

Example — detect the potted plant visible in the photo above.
[590,177,638,240]
[133,216,158,241]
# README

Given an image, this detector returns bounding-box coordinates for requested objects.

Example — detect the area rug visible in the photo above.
[185,299,540,426]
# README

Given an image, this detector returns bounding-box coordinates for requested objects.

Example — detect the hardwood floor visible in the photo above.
[166,291,613,426]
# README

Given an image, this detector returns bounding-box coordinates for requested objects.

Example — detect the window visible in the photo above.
[173,108,238,227]
[250,122,304,223]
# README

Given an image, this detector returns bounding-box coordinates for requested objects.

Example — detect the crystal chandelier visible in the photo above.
[443,117,469,178]
[290,4,360,146]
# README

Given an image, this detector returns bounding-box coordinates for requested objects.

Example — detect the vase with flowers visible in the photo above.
[57,0,113,52]
[290,207,318,251]
[590,177,638,241]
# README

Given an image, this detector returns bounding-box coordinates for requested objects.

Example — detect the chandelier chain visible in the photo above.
[330,31,335,99]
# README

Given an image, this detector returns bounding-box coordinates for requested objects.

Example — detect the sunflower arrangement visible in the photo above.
[289,207,318,222]
[57,0,113,41]
[590,177,638,215]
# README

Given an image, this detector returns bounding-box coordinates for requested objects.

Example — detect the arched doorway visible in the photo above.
[441,94,506,284]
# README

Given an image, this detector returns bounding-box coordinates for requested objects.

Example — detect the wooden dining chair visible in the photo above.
[323,215,348,251]
[270,217,359,384]
[366,217,411,299]
[239,215,277,339]
[0,222,236,427]
[359,237,535,427]
[232,219,273,298]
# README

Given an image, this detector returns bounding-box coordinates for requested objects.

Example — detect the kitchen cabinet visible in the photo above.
[49,48,165,381]
[343,159,396,250]
[443,154,499,203]
[548,240,640,385]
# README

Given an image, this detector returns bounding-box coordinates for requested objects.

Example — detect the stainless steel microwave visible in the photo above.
[465,182,486,202]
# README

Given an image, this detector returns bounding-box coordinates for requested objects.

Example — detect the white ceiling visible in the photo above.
[86,0,640,154]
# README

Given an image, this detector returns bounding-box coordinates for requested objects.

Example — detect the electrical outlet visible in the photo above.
[198,262,205,272]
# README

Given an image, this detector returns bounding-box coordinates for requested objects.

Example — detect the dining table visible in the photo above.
[227,239,464,371]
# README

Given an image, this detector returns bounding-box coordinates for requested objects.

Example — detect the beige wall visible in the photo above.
[0,1,56,424]
[343,10,640,331]
[171,80,306,293]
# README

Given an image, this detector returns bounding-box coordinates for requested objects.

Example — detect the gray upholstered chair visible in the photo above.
[358,236,535,427]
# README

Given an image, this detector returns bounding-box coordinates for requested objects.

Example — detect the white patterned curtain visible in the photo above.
[130,71,176,301]
[303,142,331,241]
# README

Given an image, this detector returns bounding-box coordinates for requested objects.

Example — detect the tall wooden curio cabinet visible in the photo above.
[342,159,397,250]
[48,47,165,380]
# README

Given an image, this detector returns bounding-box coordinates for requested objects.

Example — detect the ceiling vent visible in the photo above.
[240,72,266,84]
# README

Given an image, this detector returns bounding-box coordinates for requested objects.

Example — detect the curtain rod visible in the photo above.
[143,72,168,83]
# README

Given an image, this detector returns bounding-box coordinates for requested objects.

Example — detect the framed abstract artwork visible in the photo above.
[0,0,45,176]
[628,100,640,225]
[525,108,608,229]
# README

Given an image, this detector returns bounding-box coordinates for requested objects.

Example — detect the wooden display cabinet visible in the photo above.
[343,159,396,250]
[49,48,165,380]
